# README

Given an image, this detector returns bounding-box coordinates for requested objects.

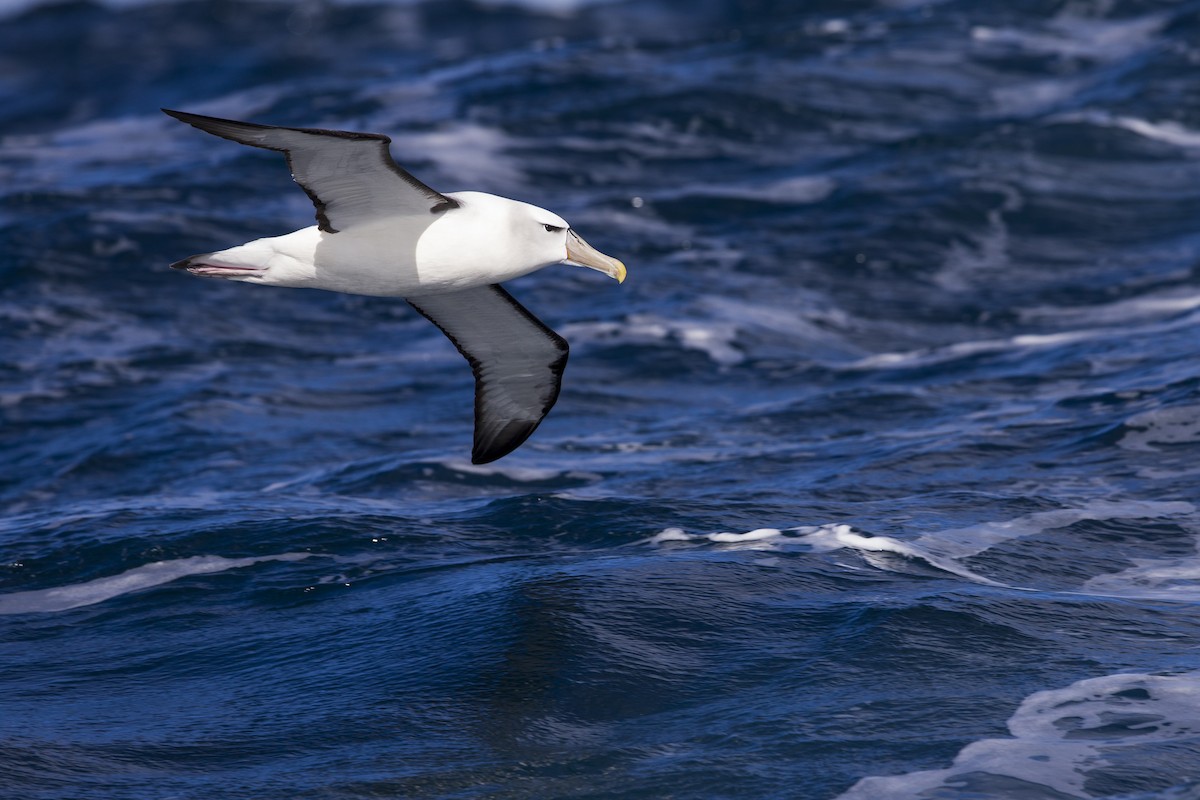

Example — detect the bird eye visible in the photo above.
[543,224,565,233]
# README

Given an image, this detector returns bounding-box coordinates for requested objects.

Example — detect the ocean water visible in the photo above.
[4,0,1200,797]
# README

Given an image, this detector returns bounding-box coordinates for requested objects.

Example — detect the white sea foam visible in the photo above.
[649,526,788,549]
[707,528,785,543]
[907,500,1195,561]
[847,328,1100,371]
[1120,405,1200,453]
[934,184,1018,291]
[796,525,1008,586]
[653,175,837,206]
[395,123,524,192]
[651,524,963,560]
[990,76,1086,118]
[563,315,745,366]
[650,527,693,543]
[564,287,865,368]
[1019,290,1200,327]
[438,459,599,483]
[698,294,865,360]
[2,114,190,192]
[1081,555,1200,602]
[837,670,1200,799]
[810,500,1194,591]
[1050,111,1200,149]
[848,303,1200,373]
[0,553,313,614]
[653,501,1198,594]
[970,13,1166,62]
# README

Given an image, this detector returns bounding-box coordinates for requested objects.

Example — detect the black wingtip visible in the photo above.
[162,108,218,133]
[471,420,542,464]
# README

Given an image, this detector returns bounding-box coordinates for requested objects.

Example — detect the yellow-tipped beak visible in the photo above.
[565,229,627,284]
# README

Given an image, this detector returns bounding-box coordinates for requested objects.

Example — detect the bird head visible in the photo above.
[447,192,626,284]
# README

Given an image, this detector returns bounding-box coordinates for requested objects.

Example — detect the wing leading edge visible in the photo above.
[162,108,459,233]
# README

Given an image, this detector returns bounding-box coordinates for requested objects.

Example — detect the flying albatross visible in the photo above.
[162,109,626,464]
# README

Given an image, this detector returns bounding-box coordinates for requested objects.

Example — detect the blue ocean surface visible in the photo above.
[4,0,1200,797]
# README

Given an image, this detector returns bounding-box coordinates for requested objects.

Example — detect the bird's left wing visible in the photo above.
[162,109,458,234]
[408,286,569,464]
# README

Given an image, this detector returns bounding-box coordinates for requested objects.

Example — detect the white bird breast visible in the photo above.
[256,192,567,298]
[308,216,447,297]
[209,192,571,298]
[412,197,564,295]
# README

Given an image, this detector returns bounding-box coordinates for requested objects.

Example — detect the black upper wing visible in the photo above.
[163,109,458,233]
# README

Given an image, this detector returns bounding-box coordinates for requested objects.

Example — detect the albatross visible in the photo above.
[162,109,626,464]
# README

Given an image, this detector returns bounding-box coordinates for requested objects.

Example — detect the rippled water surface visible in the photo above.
[5,0,1200,797]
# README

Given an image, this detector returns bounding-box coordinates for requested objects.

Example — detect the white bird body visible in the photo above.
[199,192,576,297]
[163,109,626,463]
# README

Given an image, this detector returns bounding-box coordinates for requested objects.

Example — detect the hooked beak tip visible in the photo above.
[566,230,628,285]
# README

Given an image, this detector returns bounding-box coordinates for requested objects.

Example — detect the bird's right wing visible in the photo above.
[408,286,569,464]
[163,109,458,234]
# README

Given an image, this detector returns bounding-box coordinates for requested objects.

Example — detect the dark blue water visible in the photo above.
[5,0,1200,797]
